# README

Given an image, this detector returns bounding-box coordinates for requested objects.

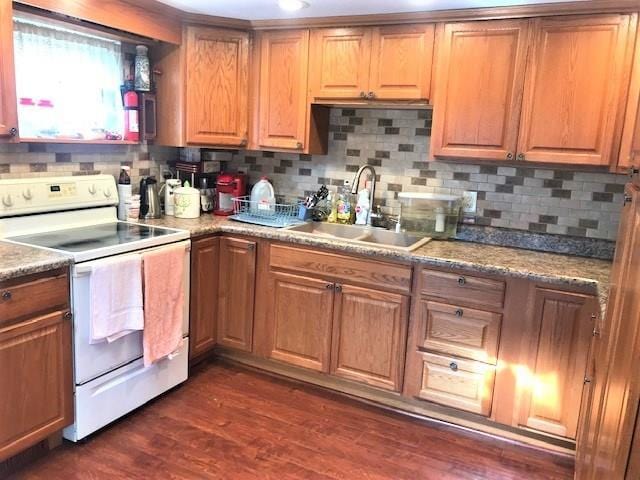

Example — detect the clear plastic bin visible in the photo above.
[397,192,462,239]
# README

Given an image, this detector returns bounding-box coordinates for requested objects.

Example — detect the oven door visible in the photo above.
[71,240,190,385]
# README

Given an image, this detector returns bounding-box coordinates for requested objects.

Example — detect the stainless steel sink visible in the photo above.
[285,222,430,252]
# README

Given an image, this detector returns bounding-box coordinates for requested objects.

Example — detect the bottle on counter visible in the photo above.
[355,187,370,225]
[117,166,132,221]
[327,191,337,223]
[336,180,353,225]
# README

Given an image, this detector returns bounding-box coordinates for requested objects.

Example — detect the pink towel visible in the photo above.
[142,244,185,367]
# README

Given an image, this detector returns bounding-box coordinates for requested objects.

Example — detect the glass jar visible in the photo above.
[134,45,151,92]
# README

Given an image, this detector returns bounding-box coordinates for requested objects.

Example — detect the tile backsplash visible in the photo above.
[228,108,627,241]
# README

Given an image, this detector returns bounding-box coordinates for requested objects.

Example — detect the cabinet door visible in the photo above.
[0,311,73,461]
[185,26,249,146]
[217,237,256,352]
[619,25,640,170]
[330,284,409,391]
[0,0,17,141]
[189,236,219,359]
[269,272,334,372]
[368,24,434,100]
[430,20,530,161]
[309,28,371,99]
[518,288,597,439]
[517,14,632,166]
[257,29,309,150]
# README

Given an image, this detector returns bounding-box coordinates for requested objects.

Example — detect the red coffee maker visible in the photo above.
[214,172,246,216]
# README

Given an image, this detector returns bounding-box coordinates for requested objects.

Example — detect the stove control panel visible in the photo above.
[0,175,118,217]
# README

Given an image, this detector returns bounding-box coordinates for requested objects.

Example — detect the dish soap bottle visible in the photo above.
[336,180,352,225]
[355,187,370,225]
[327,191,337,223]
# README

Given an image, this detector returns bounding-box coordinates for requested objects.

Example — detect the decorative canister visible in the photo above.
[134,45,151,92]
[173,182,201,219]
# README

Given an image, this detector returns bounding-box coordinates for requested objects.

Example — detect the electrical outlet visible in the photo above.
[462,191,478,214]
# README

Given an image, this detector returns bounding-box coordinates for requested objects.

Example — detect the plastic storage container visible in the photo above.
[250,177,276,216]
[397,192,462,239]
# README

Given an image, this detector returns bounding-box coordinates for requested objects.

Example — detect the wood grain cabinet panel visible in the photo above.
[418,300,502,364]
[417,352,496,416]
[619,24,640,171]
[269,272,334,372]
[420,269,505,311]
[217,237,256,352]
[368,24,434,100]
[430,20,530,160]
[0,310,73,461]
[0,273,68,327]
[517,14,633,166]
[185,26,249,146]
[331,285,409,391]
[189,237,220,359]
[257,29,310,151]
[309,27,372,99]
[518,288,597,439]
[0,0,17,141]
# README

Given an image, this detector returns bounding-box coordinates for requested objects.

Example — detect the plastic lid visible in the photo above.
[398,192,461,201]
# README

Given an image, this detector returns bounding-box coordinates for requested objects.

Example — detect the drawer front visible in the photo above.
[421,269,505,310]
[417,352,495,416]
[0,273,69,327]
[270,244,412,293]
[420,300,502,364]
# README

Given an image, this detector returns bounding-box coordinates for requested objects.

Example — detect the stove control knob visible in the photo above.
[88,184,97,195]
[103,188,112,198]
[22,189,33,200]
[2,195,13,207]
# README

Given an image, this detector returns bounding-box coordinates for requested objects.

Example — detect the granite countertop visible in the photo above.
[0,241,72,282]
[146,215,612,315]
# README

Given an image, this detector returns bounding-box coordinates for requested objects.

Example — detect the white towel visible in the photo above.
[89,254,144,344]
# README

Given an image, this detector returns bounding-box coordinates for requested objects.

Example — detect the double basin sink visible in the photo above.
[284,222,431,252]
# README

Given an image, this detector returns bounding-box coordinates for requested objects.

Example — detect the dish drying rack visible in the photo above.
[229,196,304,228]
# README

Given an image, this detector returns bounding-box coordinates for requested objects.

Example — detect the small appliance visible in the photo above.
[162,178,182,216]
[215,172,246,216]
[139,176,161,219]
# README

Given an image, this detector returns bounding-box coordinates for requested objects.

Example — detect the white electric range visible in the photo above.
[0,175,192,441]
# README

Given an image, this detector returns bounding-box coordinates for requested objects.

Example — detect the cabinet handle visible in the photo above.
[296,142,303,149]
[624,194,633,206]
[359,91,366,99]
[247,243,255,251]
[240,138,248,147]
[449,362,458,372]
[9,127,17,137]
[64,311,72,321]
[584,376,592,384]
[334,284,343,293]
[516,153,525,161]
[457,276,466,286]
[506,152,514,160]
[367,91,375,100]
[629,166,640,177]
[1,290,11,301]
[325,283,334,290]
[455,309,463,317]
[592,327,600,337]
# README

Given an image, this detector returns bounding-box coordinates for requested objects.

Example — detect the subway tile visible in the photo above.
[592,192,614,202]
[538,214,559,225]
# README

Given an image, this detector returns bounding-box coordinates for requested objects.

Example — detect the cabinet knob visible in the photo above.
[1,290,11,301]
[457,276,466,286]
[240,138,248,147]
[449,362,458,372]
[9,127,17,137]
[516,153,525,161]
[629,166,639,177]
[64,311,72,321]
[296,142,303,150]
[506,152,514,160]
[247,243,255,251]
[359,91,366,99]
[367,91,375,100]
[325,283,334,290]
[455,309,464,317]
[584,376,592,384]
[335,284,343,293]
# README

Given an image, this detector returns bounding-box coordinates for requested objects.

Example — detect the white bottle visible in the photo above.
[355,188,370,225]
[250,177,276,216]
[117,166,132,221]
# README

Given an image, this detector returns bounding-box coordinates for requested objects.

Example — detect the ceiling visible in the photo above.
[156,0,589,21]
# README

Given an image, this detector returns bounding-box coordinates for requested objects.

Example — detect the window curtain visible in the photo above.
[13,18,124,139]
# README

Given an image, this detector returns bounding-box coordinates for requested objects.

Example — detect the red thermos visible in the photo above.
[123,90,139,142]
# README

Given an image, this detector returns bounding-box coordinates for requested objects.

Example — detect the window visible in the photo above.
[13,16,124,140]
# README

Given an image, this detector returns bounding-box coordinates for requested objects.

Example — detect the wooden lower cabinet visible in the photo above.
[189,236,220,359]
[0,270,72,462]
[269,272,334,372]
[331,284,409,391]
[217,237,256,352]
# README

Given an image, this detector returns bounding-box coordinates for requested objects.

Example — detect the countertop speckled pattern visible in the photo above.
[0,241,71,282]
[143,215,612,315]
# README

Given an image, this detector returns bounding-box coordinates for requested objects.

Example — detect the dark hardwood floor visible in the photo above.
[10,360,574,480]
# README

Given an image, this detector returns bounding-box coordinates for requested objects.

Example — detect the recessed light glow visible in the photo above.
[278,0,310,12]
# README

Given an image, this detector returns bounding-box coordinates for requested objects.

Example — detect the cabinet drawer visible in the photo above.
[417,352,495,416]
[419,301,502,364]
[270,244,412,293]
[0,273,68,328]
[421,269,505,310]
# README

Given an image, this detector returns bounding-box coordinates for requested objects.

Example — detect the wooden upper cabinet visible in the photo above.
[0,0,17,141]
[185,26,249,146]
[517,14,634,166]
[430,20,530,161]
[257,29,310,151]
[619,24,640,171]
[309,27,372,99]
[518,288,597,439]
[368,24,434,100]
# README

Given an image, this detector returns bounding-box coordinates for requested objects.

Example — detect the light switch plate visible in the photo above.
[462,191,478,214]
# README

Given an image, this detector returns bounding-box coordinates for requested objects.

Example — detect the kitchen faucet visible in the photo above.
[351,165,377,226]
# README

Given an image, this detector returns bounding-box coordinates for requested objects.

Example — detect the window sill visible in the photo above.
[19,138,140,145]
